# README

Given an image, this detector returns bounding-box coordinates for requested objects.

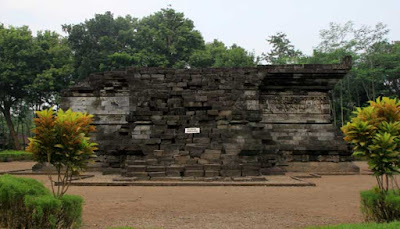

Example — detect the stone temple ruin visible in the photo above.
[61,57,359,178]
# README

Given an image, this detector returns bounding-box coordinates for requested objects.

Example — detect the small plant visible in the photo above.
[27,108,97,197]
[0,174,83,228]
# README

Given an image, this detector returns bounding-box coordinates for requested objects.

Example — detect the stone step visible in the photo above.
[184,170,204,177]
[126,172,149,178]
[149,172,166,177]
[126,160,146,165]
[147,166,166,172]
[126,165,146,172]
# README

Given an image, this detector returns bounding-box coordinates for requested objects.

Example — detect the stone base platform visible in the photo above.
[56,172,315,187]
[284,162,360,174]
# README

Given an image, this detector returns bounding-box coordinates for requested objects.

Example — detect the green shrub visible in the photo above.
[0,150,33,162]
[361,189,400,222]
[0,174,83,228]
[306,221,400,228]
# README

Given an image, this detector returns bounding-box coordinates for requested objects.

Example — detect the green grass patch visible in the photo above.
[306,221,400,229]
[0,150,33,162]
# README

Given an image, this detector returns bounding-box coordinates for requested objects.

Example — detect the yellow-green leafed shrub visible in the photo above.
[341,97,400,191]
[27,108,97,197]
[0,174,83,228]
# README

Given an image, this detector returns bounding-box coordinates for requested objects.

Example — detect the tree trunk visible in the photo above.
[2,107,21,150]
[21,119,26,146]
[340,81,344,127]
[331,91,337,127]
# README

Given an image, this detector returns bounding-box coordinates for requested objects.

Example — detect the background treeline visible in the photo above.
[0,8,399,150]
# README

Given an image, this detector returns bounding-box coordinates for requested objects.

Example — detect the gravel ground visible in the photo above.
[0,161,377,229]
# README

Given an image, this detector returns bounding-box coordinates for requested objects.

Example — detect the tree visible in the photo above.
[368,42,400,97]
[135,8,205,68]
[27,108,97,197]
[30,31,74,107]
[63,12,138,79]
[0,24,73,150]
[263,32,303,64]
[297,22,392,127]
[189,39,257,68]
[0,25,33,150]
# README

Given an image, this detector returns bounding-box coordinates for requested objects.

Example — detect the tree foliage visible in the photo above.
[62,11,137,79]
[27,108,97,197]
[266,22,398,127]
[135,8,205,68]
[189,39,257,68]
[0,24,73,150]
[263,32,303,64]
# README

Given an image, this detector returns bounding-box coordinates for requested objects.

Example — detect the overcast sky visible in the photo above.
[1,0,399,56]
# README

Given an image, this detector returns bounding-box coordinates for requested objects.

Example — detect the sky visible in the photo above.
[1,0,399,56]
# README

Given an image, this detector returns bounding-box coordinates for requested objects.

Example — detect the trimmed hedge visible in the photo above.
[361,189,400,223]
[0,150,33,162]
[0,174,83,228]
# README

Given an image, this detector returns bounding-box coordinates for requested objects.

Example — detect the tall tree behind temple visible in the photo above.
[63,9,206,76]
[62,12,137,79]
[189,39,258,68]
[264,22,398,127]
[0,24,73,150]
[135,8,204,68]
[263,32,303,64]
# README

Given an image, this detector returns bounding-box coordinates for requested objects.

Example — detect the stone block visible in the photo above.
[147,166,165,172]
[128,172,149,178]
[185,165,204,170]
[126,165,146,172]
[220,170,241,177]
[205,171,220,177]
[175,155,190,164]
[166,165,184,172]
[184,170,204,177]
[204,164,221,171]
[198,159,209,165]
[146,159,158,165]
[126,160,146,165]
[154,150,164,157]
[149,172,166,177]
[241,169,260,176]
[166,171,181,177]
[201,149,221,160]
[193,138,210,144]
[207,110,219,116]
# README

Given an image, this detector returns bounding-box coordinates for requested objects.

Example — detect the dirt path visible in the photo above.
[0,161,35,172]
[0,162,377,229]
[72,175,375,229]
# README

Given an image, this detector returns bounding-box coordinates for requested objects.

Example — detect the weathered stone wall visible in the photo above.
[61,60,353,177]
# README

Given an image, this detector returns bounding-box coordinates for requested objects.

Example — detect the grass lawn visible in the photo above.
[0,150,33,162]
[306,221,400,229]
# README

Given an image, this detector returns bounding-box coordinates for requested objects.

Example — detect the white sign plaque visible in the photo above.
[185,127,200,134]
